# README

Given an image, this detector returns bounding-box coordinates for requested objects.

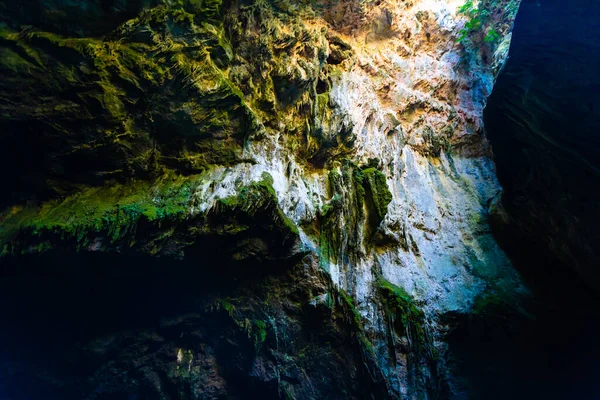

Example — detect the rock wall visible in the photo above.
[0,0,527,398]
[485,0,600,292]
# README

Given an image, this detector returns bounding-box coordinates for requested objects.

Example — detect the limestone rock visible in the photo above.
[0,0,528,398]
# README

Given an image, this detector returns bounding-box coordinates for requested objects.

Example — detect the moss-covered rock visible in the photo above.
[372,276,444,398]
[0,0,360,207]
[0,170,299,260]
[215,172,299,237]
[305,162,393,271]
[0,0,528,398]
[0,2,256,205]
[375,276,427,351]
[360,167,393,231]
[0,173,193,248]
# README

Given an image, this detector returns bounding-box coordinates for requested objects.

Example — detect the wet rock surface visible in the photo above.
[0,0,578,398]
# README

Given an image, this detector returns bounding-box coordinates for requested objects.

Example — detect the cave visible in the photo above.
[0,0,599,398]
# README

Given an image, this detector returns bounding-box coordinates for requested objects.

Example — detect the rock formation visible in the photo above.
[485,0,600,292]
[0,0,529,398]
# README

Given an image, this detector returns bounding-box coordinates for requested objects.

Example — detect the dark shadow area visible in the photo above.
[485,0,600,290]
[449,0,600,398]
[446,278,600,399]
[0,250,387,400]
[0,0,161,37]
[0,252,283,399]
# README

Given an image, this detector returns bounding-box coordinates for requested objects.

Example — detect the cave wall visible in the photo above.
[477,0,600,398]
[485,0,600,291]
[0,0,532,398]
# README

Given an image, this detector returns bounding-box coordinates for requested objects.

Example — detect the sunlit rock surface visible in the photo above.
[0,0,526,398]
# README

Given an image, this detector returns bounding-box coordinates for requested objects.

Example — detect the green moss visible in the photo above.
[282,214,300,236]
[377,277,423,319]
[352,168,366,208]
[361,167,392,222]
[0,173,196,251]
[216,297,268,353]
[472,291,510,315]
[311,164,383,269]
[0,47,40,73]
[218,298,236,316]
[167,139,246,173]
[360,335,375,354]
[3,5,252,134]
[339,290,363,327]
[311,169,345,268]
[217,173,299,236]
[375,277,427,350]
[0,0,346,203]
[314,164,391,259]
[185,0,224,24]
[252,319,268,351]
[335,288,377,361]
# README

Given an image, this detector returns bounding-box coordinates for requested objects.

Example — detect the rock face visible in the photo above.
[485,0,600,292]
[0,0,526,398]
[477,2,600,397]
